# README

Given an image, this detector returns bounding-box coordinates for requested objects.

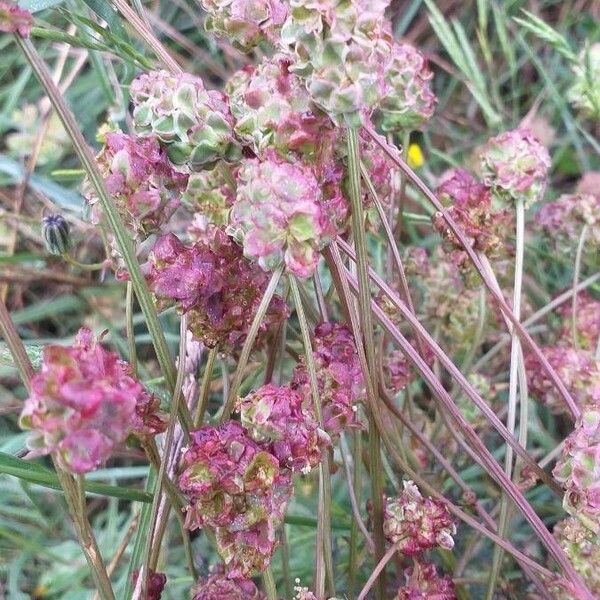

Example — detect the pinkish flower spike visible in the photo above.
[396,560,457,599]
[384,480,456,556]
[192,567,266,600]
[0,2,33,37]
[19,328,164,474]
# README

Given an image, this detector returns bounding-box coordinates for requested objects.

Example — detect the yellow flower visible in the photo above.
[407,143,424,168]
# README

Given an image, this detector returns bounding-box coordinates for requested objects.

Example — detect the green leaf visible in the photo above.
[0,452,152,503]
[0,343,44,369]
[18,0,65,12]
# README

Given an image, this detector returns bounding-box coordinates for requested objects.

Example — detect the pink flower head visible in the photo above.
[480,128,551,208]
[132,569,167,600]
[554,409,600,534]
[237,384,330,473]
[0,2,32,36]
[378,41,437,132]
[19,328,164,473]
[434,168,512,257]
[179,421,292,532]
[383,481,456,555]
[147,231,288,350]
[396,561,457,600]
[201,0,288,51]
[558,292,600,352]
[86,132,185,238]
[554,517,600,596]
[229,154,329,278]
[227,54,337,163]
[525,347,600,414]
[131,70,241,168]
[291,323,364,438]
[192,567,266,600]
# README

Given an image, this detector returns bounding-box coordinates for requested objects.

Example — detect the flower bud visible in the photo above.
[0,2,33,37]
[42,214,72,256]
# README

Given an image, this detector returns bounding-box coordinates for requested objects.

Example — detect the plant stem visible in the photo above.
[61,252,108,271]
[15,35,193,432]
[571,224,589,349]
[347,127,386,600]
[0,297,34,390]
[194,346,218,427]
[289,276,335,598]
[126,281,137,375]
[348,428,363,599]
[262,567,278,600]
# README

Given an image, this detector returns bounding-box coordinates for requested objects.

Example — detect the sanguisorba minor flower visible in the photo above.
[228,153,329,277]
[396,560,457,600]
[130,70,241,169]
[554,408,600,534]
[480,127,551,208]
[280,0,392,126]
[192,567,266,600]
[567,42,600,120]
[376,41,436,132]
[199,0,288,51]
[237,383,330,473]
[146,230,288,350]
[554,517,600,596]
[557,292,600,352]
[132,569,167,600]
[291,322,364,438]
[179,421,292,575]
[85,131,186,238]
[383,480,456,556]
[0,2,33,36]
[19,328,165,474]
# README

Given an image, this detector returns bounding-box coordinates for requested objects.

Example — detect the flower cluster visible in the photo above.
[146,230,288,350]
[434,168,512,258]
[557,293,600,351]
[554,517,600,596]
[85,132,186,238]
[227,54,336,162]
[480,128,551,208]
[554,408,600,533]
[280,0,393,126]
[377,41,436,132]
[228,154,329,277]
[396,561,457,600]
[19,328,165,473]
[383,480,456,555]
[200,0,288,50]
[567,43,600,120]
[192,566,266,599]
[132,569,167,600]
[0,2,32,36]
[291,322,364,438]
[237,384,330,473]
[525,346,600,414]
[179,421,293,576]
[131,70,241,169]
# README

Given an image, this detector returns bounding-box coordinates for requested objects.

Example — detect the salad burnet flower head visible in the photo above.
[557,292,600,352]
[396,560,457,600]
[192,566,266,600]
[19,328,165,474]
[0,2,33,36]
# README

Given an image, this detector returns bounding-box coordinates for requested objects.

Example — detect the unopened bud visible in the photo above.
[42,214,71,256]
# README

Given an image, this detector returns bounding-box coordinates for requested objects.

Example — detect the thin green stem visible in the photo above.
[289,276,334,598]
[347,127,386,600]
[0,297,34,390]
[126,281,137,376]
[61,252,108,271]
[15,35,192,432]
[194,346,218,427]
[571,224,589,349]
[219,265,284,422]
[348,428,363,599]
[262,566,278,600]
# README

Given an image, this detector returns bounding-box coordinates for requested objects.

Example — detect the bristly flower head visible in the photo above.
[132,569,167,600]
[291,323,364,438]
[480,128,551,208]
[192,567,266,600]
[280,0,392,126]
[19,328,164,474]
[554,408,600,534]
[237,383,330,473]
[396,560,457,599]
[525,347,600,414]
[434,168,512,257]
[146,231,288,350]
[179,421,292,532]
[199,0,288,51]
[228,153,329,277]
[85,132,186,238]
[558,293,600,352]
[130,70,241,169]
[567,43,600,120]
[384,480,456,555]
[554,517,600,596]
[377,41,436,132]
[227,54,336,162]
[0,2,33,36]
